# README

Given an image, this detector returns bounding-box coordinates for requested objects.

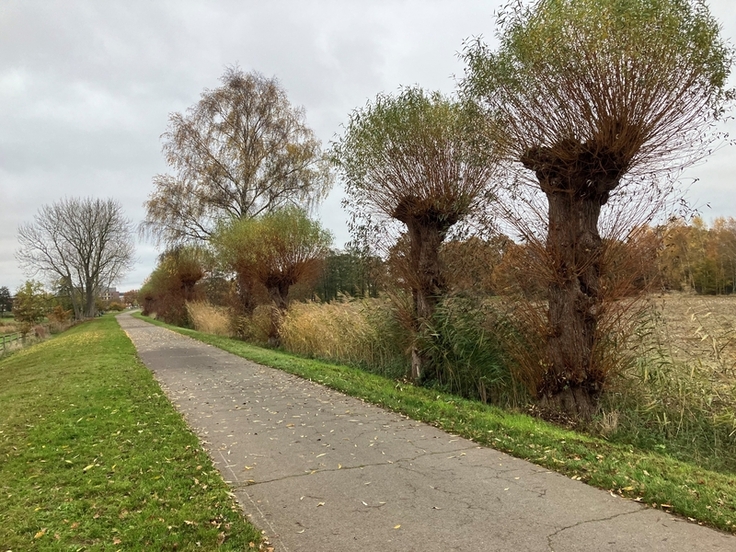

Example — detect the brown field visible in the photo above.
[642,293,736,377]
[0,317,18,335]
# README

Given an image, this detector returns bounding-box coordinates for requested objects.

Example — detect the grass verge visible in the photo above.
[134,312,736,533]
[0,315,263,551]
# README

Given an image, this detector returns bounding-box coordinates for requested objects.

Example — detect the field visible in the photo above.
[643,293,736,374]
[0,313,18,334]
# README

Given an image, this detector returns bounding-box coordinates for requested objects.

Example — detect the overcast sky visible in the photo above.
[1,0,735,292]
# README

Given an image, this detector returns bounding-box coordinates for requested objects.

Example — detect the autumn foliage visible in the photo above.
[140,247,206,326]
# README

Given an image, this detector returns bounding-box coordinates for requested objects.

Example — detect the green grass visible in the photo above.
[135,313,736,533]
[0,316,263,551]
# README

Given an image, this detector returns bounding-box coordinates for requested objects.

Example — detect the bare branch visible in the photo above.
[16,197,135,319]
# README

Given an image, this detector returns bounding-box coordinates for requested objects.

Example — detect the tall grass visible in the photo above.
[233,304,276,345]
[601,298,736,473]
[419,295,520,405]
[186,301,233,336]
[280,299,409,378]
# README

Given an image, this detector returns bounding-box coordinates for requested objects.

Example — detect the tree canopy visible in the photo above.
[142,67,332,245]
[463,0,733,183]
[140,246,208,327]
[334,87,496,233]
[213,207,332,343]
[214,206,332,307]
[12,280,50,334]
[0,286,11,317]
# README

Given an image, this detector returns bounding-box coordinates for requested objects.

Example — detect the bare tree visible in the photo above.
[332,87,499,381]
[17,197,135,320]
[142,67,332,245]
[462,0,733,417]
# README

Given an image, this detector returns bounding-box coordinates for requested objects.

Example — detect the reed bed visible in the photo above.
[280,299,408,378]
[186,301,233,336]
[602,294,736,472]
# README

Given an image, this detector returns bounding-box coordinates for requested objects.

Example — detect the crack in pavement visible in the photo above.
[217,449,290,552]
[221,443,482,489]
[545,509,644,552]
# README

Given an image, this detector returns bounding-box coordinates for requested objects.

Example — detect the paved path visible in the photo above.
[117,313,735,551]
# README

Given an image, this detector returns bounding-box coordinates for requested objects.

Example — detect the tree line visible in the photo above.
[655,217,736,295]
[35,0,730,422]
[140,0,732,420]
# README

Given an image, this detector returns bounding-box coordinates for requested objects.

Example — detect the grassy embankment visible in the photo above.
[135,311,736,534]
[0,315,264,551]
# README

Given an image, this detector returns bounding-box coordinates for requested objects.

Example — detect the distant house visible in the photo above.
[99,287,121,303]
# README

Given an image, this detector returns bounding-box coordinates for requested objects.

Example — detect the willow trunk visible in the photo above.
[541,190,604,419]
[406,219,448,381]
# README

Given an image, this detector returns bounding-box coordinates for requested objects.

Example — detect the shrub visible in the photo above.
[232,305,274,346]
[13,280,49,335]
[47,305,73,334]
[140,247,206,327]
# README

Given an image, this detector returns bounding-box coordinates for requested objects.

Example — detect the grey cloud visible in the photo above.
[1,0,734,292]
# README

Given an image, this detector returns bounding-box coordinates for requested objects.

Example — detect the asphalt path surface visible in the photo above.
[117,313,735,551]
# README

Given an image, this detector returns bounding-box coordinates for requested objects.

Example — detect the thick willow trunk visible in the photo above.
[84,285,96,319]
[236,272,257,315]
[540,190,604,419]
[267,281,290,347]
[406,219,449,381]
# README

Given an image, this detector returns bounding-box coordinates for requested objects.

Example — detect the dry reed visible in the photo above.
[186,301,233,337]
[280,299,407,376]
[601,294,736,469]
